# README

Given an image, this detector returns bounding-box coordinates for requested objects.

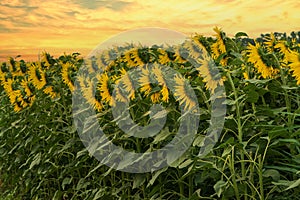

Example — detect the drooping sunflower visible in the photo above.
[118,69,135,101]
[246,42,278,78]
[150,92,160,103]
[196,54,224,93]
[264,33,276,52]
[274,41,291,64]
[41,52,51,68]
[286,50,300,84]
[28,62,47,90]
[173,74,196,111]
[43,86,59,99]
[138,67,152,96]
[20,79,32,97]
[211,27,227,66]
[123,48,144,67]
[61,62,75,92]
[153,64,169,102]
[157,48,171,65]
[174,46,186,63]
[98,73,114,105]
[78,75,103,111]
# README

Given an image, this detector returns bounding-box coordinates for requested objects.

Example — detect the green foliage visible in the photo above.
[1,30,300,199]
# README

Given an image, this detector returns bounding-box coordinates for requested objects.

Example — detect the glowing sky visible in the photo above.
[0,0,300,61]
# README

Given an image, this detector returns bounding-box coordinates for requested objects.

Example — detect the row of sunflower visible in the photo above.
[0,27,300,113]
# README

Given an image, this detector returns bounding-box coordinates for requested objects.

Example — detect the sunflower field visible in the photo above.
[0,28,300,199]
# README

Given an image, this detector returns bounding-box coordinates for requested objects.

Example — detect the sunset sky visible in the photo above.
[1,0,300,61]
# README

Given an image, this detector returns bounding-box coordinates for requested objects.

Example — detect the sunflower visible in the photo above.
[119,70,135,101]
[196,54,223,92]
[264,33,276,52]
[61,62,75,92]
[79,75,103,111]
[28,62,47,90]
[286,51,300,84]
[153,65,169,102]
[191,34,207,52]
[43,86,59,99]
[274,41,291,64]
[174,74,196,111]
[41,52,51,68]
[20,79,32,97]
[174,46,186,63]
[0,66,6,83]
[150,92,160,103]
[138,67,152,96]
[157,48,171,65]
[247,42,278,78]
[123,48,143,67]
[211,27,227,66]
[183,40,202,59]
[3,79,20,105]
[98,73,114,105]
[131,48,144,67]
[11,61,23,77]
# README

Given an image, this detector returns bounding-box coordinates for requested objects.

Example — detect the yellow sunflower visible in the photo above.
[157,48,171,65]
[138,67,152,96]
[61,62,75,92]
[287,51,300,84]
[98,73,114,105]
[247,42,278,78]
[174,75,196,111]
[43,86,59,99]
[28,62,47,90]
[196,54,224,92]
[211,27,227,66]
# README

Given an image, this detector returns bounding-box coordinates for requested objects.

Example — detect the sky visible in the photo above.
[0,0,300,61]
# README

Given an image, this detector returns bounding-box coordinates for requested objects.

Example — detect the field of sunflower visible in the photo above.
[0,28,300,199]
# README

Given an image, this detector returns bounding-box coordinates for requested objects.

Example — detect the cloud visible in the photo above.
[0,0,300,60]
[72,0,133,11]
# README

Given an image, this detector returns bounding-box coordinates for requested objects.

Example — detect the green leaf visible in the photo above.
[29,153,41,170]
[214,180,227,197]
[62,177,73,190]
[262,169,280,181]
[147,167,168,187]
[133,174,146,189]
[284,179,300,191]
[246,90,259,103]
[153,128,173,144]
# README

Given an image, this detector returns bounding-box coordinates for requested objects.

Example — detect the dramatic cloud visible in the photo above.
[0,0,299,60]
